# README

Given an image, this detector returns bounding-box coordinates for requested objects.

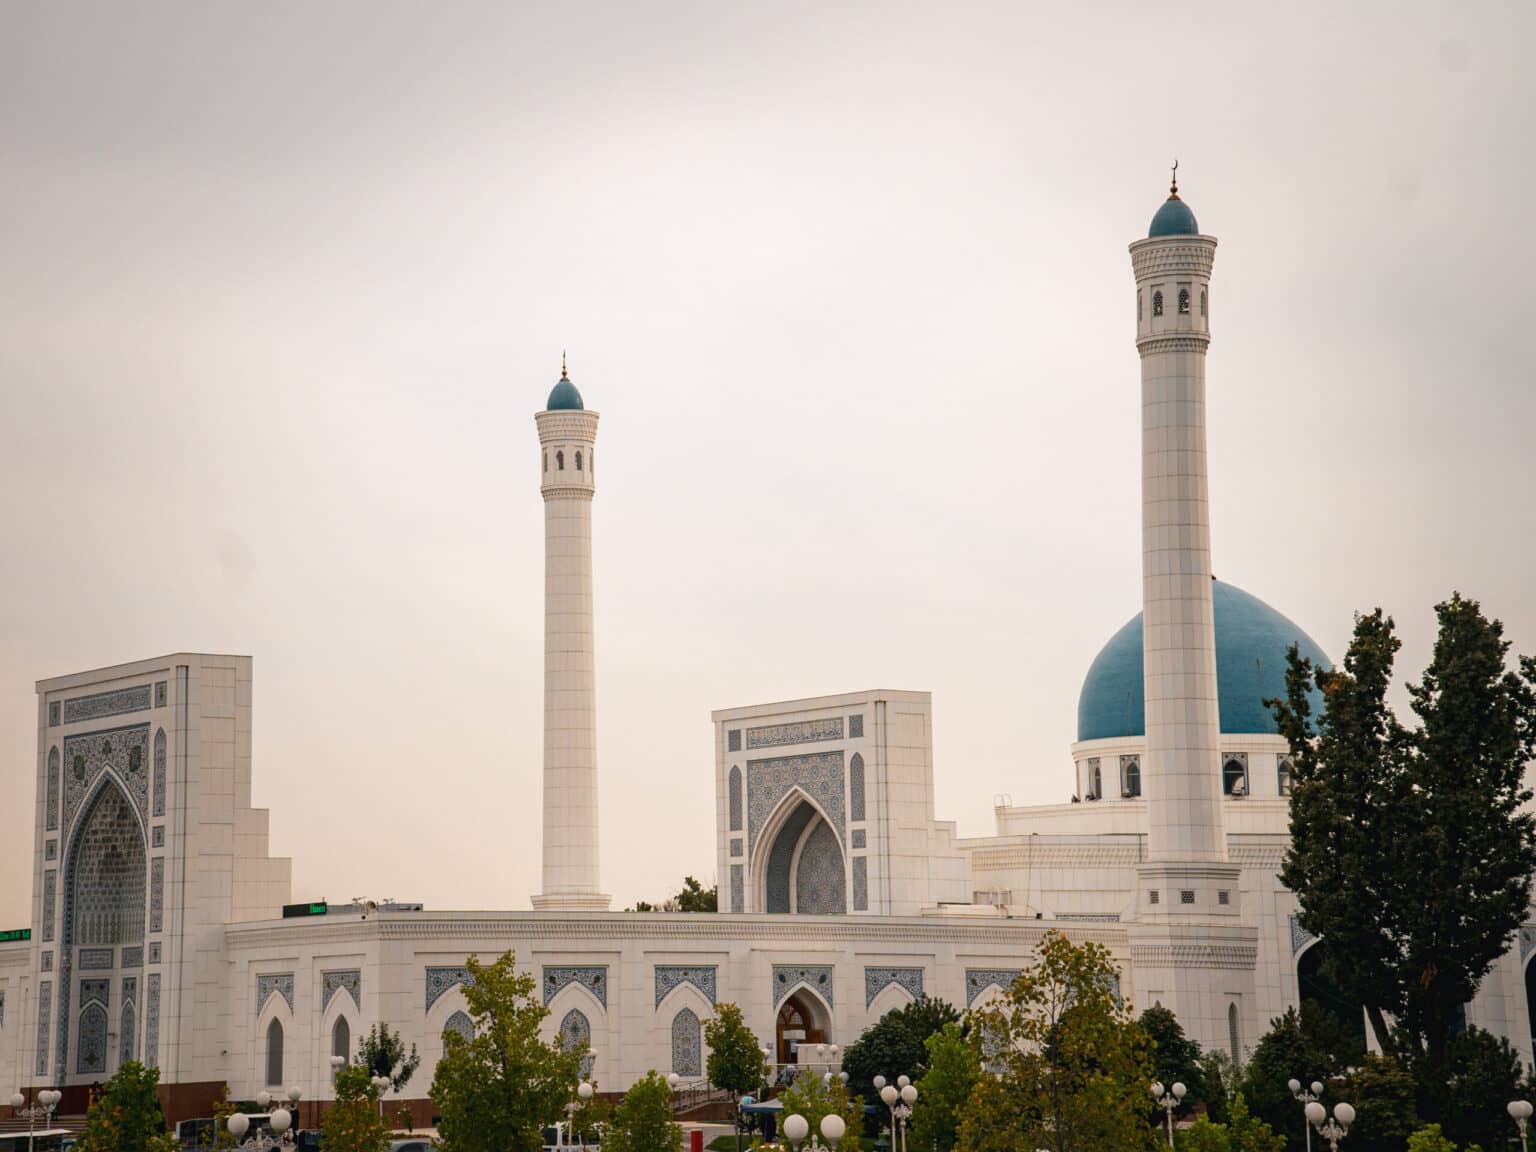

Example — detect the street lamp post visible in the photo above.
[10,1090,61,1152]
[228,1106,293,1150]
[1150,1081,1186,1149]
[1508,1100,1533,1152]
[784,1112,847,1152]
[1289,1079,1325,1152]
[1305,1101,1354,1152]
[878,1077,917,1152]
[564,1080,593,1149]
[370,1075,391,1123]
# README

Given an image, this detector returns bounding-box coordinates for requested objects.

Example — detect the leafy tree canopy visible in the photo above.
[632,876,718,912]
[604,1070,683,1152]
[778,1068,863,1147]
[955,930,1158,1152]
[322,1064,392,1152]
[909,1021,980,1152]
[357,1021,422,1093]
[1139,1004,1209,1112]
[74,1061,178,1152]
[841,995,960,1102]
[704,1002,766,1100]
[429,952,584,1152]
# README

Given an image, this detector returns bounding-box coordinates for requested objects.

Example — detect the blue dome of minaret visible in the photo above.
[1076,581,1331,741]
[1148,165,1200,237]
[546,356,584,410]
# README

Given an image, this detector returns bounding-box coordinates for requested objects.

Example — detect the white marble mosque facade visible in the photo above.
[1,189,1534,1115]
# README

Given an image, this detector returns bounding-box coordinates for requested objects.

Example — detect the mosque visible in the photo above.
[4,180,1534,1124]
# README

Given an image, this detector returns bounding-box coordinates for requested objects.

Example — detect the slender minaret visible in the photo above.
[532,357,610,910]
[1126,171,1256,1054]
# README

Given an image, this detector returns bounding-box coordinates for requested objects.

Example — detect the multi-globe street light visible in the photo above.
[876,1076,917,1152]
[1305,1101,1354,1152]
[1150,1081,1186,1149]
[227,1106,291,1150]
[1508,1099,1533,1152]
[1289,1078,1325,1152]
[9,1089,61,1152]
[784,1111,847,1152]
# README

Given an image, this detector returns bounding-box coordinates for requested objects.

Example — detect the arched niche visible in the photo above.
[775,986,831,1066]
[755,790,846,915]
[1296,941,1366,1058]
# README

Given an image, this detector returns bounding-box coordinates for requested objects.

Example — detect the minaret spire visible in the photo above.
[1169,158,1180,198]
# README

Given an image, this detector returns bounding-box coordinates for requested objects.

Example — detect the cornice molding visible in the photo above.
[1129,943,1257,970]
[1129,238,1217,279]
[1136,334,1211,356]
[539,486,595,501]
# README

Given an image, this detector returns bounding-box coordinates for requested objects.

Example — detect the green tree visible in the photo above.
[631,876,718,912]
[1241,1005,1355,1147]
[1337,1055,1417,1152]
[909,1022,980,1152]
[1139,1004,1209,1114]
[778,1068,863,1147]
[322,1064,392,1152]
[1224,1096,1285,1152]
[429,952,584,1152]
[842,996,961,1102]
[1176,1115,1231,1152]
[955,930,1158,1152]
[74,1061,179,1152]
[211,1084,239,1151]
[1405,1125,1457,1152]
[1432,1027,1524,1152]
[357,1021,422,1093]
[604,1071,682,1152]
[704,1002,767,1102]
[1271,596,1536,1106]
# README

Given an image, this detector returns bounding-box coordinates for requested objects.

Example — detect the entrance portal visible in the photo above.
[775,989,830,1066]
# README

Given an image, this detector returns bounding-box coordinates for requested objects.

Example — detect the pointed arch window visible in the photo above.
[575,450,583,472]
[121,1000,137,1065]
[152,728,166,818]
[1152,290,1164,317]
[333,1016,350,1062]
[443,1010,473,1046]
[1178,287,1190,315]
[557,450,565,471]
[1228,1002,1241,1065]
[77,1002,107,1075]
[1223,754,1249,797]
[559,1009,594,1077]
[1277,755,1294,797]
[1200,287,1208,317]
[728,766,742,832]
[1120,755,1141,799]
[849,754,865,822]
[266,1018,284,1085]
[1138,292,1143,321]
[671,1007,702,1076]
[544,451,549,473]
[46,747,59,831]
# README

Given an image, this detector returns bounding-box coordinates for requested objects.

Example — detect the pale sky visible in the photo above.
[2,1,1533,926]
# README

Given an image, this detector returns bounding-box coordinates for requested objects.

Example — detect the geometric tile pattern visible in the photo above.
[849,754,865,822]
[41,951,52,972]
[256,973,294,1014]
[851,830,865,849]
[727,730,741,753]
[1289,916,1317,955]
[848,715,863,739]
[728,766,743,832]
[35,981,50,1077]
[64,686,151,725]
[864,967,924,1008]
[773,965,834,1008]
[559,1009,594,1078]
[121,945,143,968]
[655,966,716,1007]
[144,973,160,1069]
[852,856,868,911]
[965,969,1022,1007]
[152,729,166,818]
[77,1002,108,1075]
[322,969,362,1012]
[747,719,843,750]
[794,820,846,915]
[154,681,167,709]
[120,999,137,1066]
[442,1010,473,1045]
[148,942,161,964]
[149,857,164,934]
[46,747,59,831]
[747,752,846,858]
[49,701,60,727]
[766,803,817,914]
[42,870,56,942]
[151,826,163,848]
[671,1007,702,1076]
[63,724,151,831]
[730,865,743,913]
[544,966,607,1008]
[425,967,472,1012]
[79,949,114,970]
[73,784,146,946]
[46,840,57,861]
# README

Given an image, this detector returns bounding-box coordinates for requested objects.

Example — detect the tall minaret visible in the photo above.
[532,357,610,910]
[1125,172,1256,1054]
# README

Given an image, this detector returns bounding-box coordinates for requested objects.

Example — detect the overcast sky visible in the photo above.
[2,1,1533,926]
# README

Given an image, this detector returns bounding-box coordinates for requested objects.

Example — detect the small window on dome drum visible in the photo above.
[575,450,583,472]
[1178,288,1190,315]
[1200,287,1208,317]
[1277,755,1294,797]
[1223,754,1249,796]
[556,450,564,471]
[1152,290,1164,317]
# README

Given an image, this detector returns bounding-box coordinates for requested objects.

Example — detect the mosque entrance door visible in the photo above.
[776,989,828,1066]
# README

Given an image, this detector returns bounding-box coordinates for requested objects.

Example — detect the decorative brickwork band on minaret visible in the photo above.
[532,360,610,910]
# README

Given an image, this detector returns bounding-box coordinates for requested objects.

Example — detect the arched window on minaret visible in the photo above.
[1178,287,1190,315]
[1277,755,1294,797]
[1228,1002,1241,1064]
[1152,290,1164,317]
[1087,758,1102,800]
[575,450,583,472]
[1200,288,1208,317]
[544,451,549,473]
[1121,756,1141,799]
[1137,292,1143,321]
[557,450,565,471]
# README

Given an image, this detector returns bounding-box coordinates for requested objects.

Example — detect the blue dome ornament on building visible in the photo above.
[546,351,585,410]
[1148,159,1200,237]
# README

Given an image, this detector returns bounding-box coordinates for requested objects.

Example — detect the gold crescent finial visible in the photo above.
[1170,159,1179,197]
[561,350,569,381]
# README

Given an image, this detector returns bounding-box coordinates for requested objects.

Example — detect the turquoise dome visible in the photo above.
[547,373,584,410]
[1076,581,1330,742]
[1148,195,1199,238]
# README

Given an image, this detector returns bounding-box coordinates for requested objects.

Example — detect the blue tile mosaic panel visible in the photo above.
[122,946,142,968]
[851,830,865,849]
[442,1010,473,1044]
[426,967,472,1011]
[149,857,164,933]
[73,782,146,946]
[148,942,161,964]
[765,803,816,914]
[849,714,863,738]
[655,966,717,1007]
[35,981,51,1076]
[544,966,607,1007]
[42,871,55,942]
[64,686,151,725]
[559,1009,594,1077]
[323,969,362,1012]
[77,1002,108,1075]
[120,1000,137,1065]
[747,752,846,857]
[49,701,60,727]
[849,754,865,822]
[729,865,743,912]
[81,979,108,1007]
[671,1007,702,1076]
[727,729,741,753]
[730,839,742,857]
[852,857,868,912]
[864,967,924,1007]
[965,969,1022,1007]
[144,974,160,1069]
[152,729,166,818]
[41,951,53,972]
[63,724,151,830]
[152,826,164,848]
[45,839,57,861]
[794,821,846,915]
[46,747,59,830]
[79,948,114,971]
[256,973,294,1014]
[747,719,843,750]
[1289,916,1317,955]
[123,976,136,1002]
[728,766,743,832]
[154,681,167,708]
[773,965,833,1008]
